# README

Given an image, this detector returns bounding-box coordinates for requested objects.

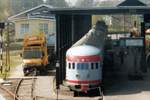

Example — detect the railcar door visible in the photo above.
[76,63,89,81]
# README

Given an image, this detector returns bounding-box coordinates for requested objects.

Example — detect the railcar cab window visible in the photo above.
[72,63,75,69]
[85,63,89,70]
[96,63,98,69]
[68,63,71,69]
[91,62,99,70]
[68,63,75,69]
[77,63,89,70]
[91,63,94,69]
[77,63,80,70]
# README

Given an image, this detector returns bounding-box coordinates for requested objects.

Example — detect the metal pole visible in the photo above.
[5,23,8,72]
[0,29,3,73]
[56,60,60,100]
[57,89,59,100]
[71,15,75,44]
[4,22,10,79]
[124,14,126,37]
[0,22,5,73]
[141,22,147,72]
[56,15,61,84]
[7,22,10,71]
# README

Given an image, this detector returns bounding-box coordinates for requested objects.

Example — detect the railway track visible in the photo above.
[14,77,36,100]
[0,84,20,100]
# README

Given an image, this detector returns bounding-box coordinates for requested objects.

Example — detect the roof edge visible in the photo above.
[117,0,146,7]
[8,4,53,21]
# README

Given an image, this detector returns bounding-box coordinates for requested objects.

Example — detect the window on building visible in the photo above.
[20,24,29,34]
[39,23,48,34]
[50,21,56,34]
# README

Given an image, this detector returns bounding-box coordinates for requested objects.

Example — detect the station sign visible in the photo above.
[125,38,143,46]
[120,37,144,47]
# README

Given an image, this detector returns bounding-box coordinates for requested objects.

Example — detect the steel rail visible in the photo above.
[15,76,36,100]
[14,78,23,100]
[0,85,20,100]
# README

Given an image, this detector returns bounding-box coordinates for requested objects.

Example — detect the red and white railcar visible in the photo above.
[66,45,103,92]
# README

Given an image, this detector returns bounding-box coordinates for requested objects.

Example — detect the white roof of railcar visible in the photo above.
[66,45,101,56]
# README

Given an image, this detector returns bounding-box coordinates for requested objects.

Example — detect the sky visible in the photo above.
[43,0,47,3]
[65,0,78,6]
[65,0,115,6]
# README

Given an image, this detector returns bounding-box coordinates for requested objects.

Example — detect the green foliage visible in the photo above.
[0,0,68,20]
[0,0,10,20]
[46,0,68,7]
[75,0,94,7]
[10,0,68,15]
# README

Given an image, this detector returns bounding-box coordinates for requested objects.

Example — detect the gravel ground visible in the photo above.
[34,76,54,98]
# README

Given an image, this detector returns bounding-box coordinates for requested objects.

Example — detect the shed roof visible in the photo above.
[50,6,150,15]
[50,0,150,15]
[118,0,146,6]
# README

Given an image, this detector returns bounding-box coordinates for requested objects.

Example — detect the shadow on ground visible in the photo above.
[103,63,150,96]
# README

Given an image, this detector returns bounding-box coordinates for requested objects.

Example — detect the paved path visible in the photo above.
[104,70,150,100]
[48,69,150,100]
[8,63,150,100]
[34,76,54,98]
[34,76,102,100]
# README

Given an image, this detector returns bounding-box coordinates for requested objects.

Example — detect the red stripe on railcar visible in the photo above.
[66,80,101,84]
[66,55,101,62]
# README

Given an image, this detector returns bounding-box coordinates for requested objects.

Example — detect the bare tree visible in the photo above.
[75,0,94,7]
[0,0,10,20]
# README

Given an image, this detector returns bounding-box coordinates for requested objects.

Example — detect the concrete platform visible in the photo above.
[34,76,55,98]
[51,79,103,100]
[104,69,150,100]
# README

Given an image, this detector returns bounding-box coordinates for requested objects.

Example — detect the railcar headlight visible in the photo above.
[76,74,80,78]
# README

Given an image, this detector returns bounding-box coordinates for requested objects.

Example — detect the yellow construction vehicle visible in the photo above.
[22,33,48,75]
